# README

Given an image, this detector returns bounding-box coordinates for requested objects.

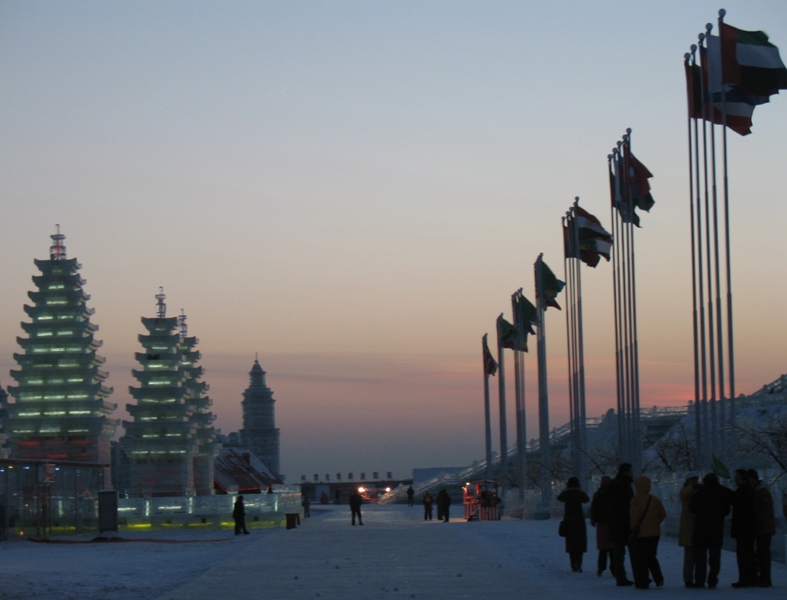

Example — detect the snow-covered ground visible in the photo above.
[0,504,784,599]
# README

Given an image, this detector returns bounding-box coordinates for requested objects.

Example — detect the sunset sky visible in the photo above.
[1,1,786,482]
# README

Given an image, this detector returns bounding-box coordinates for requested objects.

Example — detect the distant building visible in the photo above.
[213,447,281,494]
[121,289,218,497]
[5,228,117,472]
[240,358,280,478]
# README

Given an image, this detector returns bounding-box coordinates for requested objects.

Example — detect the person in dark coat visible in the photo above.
[605,463,635,586]
[589,475,615,577]
[689,472,732,589]
[557,477,590,572]
[730,468,757,587]
[749,469,776,587]
[423,491,434,520]
[233,495,250,535]
[349,490,364,526]
[406,485,415,507]
[436,489,452,523]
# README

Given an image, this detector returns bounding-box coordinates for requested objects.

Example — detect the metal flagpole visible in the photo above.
[535,254,552,516]
[572,198,588,482]
[512,290,526,502]
[482,334,494,479]
[685,49,703,470]
[609,153,625,463]
[495,314,509,484]
[718,8,736,465]
[563,216,578,478]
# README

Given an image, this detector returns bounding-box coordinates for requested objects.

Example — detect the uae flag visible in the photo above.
[720,22,787,96]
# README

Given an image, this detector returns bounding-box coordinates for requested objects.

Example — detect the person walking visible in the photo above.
[349,489,364,526]
[406,485,415,507]
[436,489,452,523]
[628,476,666,589]
[233,495,250,535]
[423,491,434,521]
[689,472,732,589]
[731,468,757,587]
[557,477,590,572]
[678,473,700,587]
[589,475,615,577]
[605,463,635,586]
[749,469,776,587]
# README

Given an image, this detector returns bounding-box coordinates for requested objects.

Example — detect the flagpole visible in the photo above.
[609,152,626,464]
[535,253,552,516]
[562,216,577,477]
[619,140,634,465]
[512,290,527,503]
[495,314,509,484]
[686,49,703,470]
[718,8,736,466]
[482,334,494,479]
[573,199,588,483]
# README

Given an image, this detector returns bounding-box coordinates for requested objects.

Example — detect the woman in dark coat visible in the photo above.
[590,475,615,577]
[558,477,590,572]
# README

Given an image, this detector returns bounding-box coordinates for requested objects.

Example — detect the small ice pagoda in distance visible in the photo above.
[5,227,117,466]
[122,289,218,497]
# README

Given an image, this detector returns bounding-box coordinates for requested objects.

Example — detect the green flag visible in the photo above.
[712,454,731,480]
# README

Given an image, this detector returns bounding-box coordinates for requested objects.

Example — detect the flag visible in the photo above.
[712,454,731,480]
[624,147,655,213]
[610,154,640,227]
[537,259,565,310]
[574,205,613,243]
[720,22,787,96]
[566,207,612,268]
[513,293,537,351]
[497,316,524,351]
[482,334,498,376]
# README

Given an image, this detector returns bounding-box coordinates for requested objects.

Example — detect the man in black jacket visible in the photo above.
[730,468,757,587]
[605,463,634,586]
[689,473,732,589]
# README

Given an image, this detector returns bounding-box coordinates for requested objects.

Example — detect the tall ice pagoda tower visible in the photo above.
[240,357,280,477]
[6,228,118,466]
[122,290,217,497]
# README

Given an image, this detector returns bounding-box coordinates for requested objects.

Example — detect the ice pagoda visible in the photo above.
[240,357,280,477]
[122,289,218,497]
[5,228,118,466]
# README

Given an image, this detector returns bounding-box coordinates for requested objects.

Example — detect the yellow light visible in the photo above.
[358,487,365,493]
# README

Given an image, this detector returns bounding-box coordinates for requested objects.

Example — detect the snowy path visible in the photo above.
[1,504,784,599]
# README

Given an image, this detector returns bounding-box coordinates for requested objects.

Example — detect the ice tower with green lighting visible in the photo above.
[6,228,118,465]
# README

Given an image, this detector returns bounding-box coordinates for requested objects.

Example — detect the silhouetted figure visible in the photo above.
[689,472,732,589]
[349,490,363,526]
[678,473,700,587]
[557,476,589,572]
[731,468,757,587]
[589,475,614,577]
[406,485,415,507]
[233,495,250,535]
[302,494,311,518]
[628,476,666,589]
[436,489,452,523]
[749,469,775,587]
[423,491,434,521]
[605,463,635,586]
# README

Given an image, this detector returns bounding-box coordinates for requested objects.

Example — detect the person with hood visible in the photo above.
[689,472,732,589]
[233,495,250,535]
[678,473,700,587]
[589,475,615,577]
[628,475,666,589]
[557,477,590,572]
[423,491,434,521]
[605,463,635,586]
[749,469,775,587]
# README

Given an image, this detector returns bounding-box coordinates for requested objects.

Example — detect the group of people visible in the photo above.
[558,463,777,590]
[422,489,452,522]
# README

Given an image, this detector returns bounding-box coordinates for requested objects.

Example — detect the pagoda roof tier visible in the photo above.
[182,364,205,376]
[31,272,85,286]
[9,363,107,381]
[192,413,216,426]
[184,382,208,396]
[16,335,100,353]
[10,356,107,372]
[6,414,116,436]
[189,395,212,408]
[126,403,194,419]
[140,316,179,330]
[118,437,199,454]
[137,333,181,348]
[123,419,197,434]
[6,395,116,414]
[133,352,182,367]
[7,379,108,397]
[179,337,200,348]
[130,370,187,387]
[23,304,94,319]
[34,257,81,273]
[19,320,99,335]
[27,288,91,305]
[128,386,188,402]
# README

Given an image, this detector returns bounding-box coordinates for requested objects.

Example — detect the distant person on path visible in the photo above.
[302,494,311,518]
[349,490,364,526]
[749,469,775,587]
[689,472,732,589]
[605,462,635,586]
[406,485,415,507]
[233,495,250,535]
[628,476,666,589]
[557,477,590,572]
[423,491,434,521]
[678,473,700,587]
[436,489,452,523]
[589,475,614,577]
[731,468,757,587]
